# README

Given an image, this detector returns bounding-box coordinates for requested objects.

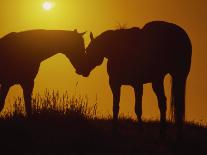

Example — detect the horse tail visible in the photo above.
[170,76,187,128]
[170,33,192,136]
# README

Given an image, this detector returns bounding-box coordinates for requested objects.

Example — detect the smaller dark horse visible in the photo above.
[77,21,192,138]
[0,29,86,117]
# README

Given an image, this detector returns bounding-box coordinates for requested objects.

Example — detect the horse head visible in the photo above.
[78,32,104,77]
[66,30,87,75]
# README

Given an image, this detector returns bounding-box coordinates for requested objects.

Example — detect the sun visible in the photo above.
[42,1,54,11]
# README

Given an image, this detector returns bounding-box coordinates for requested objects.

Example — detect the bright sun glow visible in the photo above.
[42,1,54,11]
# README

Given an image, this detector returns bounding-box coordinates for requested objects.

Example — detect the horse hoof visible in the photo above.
[137,123,144,132]
[159,128,167,140]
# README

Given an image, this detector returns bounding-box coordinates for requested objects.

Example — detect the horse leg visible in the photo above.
[109,80,121,132]
[171,75,187,140]
[152,79,167,138]
[0,83,10,112]
[133,84,143,129]
[22,81,34,118]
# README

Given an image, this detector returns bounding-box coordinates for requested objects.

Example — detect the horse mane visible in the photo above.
[115,27,141,32]
[0,30,81,41]
[0,32,16,40]
[100,27,141,35]
[95,27,141,43]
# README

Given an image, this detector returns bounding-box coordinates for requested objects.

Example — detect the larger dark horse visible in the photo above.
[0,29,86,117]
[78,21,192,137]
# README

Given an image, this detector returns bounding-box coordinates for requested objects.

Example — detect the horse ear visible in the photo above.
[79,31,86,36]
[90,32,94,41]
[74,29,78,33]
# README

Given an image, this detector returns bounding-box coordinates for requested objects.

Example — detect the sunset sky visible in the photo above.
[0,0,206,123]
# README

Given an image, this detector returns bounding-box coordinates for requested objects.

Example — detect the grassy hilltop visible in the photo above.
[0,91,207,155]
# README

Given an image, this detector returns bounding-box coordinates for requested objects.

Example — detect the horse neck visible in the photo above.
[96,31,126,59]
[38,44,74,62]
[97,30,139,59]
[66,49,86,72]
[95,34,112,59]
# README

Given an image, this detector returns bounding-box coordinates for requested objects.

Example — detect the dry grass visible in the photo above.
[1,90,97,120]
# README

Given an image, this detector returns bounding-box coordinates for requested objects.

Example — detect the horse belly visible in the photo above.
[107,61,167,85]
[0,57,40,84]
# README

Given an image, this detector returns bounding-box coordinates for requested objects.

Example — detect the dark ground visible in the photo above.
[0,92,206,155]
[0,115,207,155]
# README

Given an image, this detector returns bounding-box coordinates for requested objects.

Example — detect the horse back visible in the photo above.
[141,21,192,74]
[0,30,78,82]
[107,21,192,83]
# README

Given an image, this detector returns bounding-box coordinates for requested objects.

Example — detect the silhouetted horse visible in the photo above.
[0,29,86,117]
[79,21,192,138]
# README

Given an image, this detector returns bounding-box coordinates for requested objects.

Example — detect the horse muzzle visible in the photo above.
[76,70,90,77]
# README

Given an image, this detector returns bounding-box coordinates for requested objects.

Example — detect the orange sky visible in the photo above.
[0,0,206,123]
